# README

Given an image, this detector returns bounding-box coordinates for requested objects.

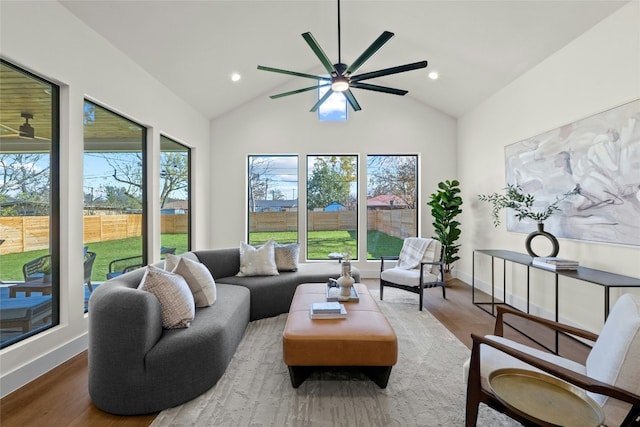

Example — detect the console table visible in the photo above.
[472,249,640,352]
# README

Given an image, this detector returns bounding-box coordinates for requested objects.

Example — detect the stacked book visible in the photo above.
[309,301,347,319]
[532,257,579,271]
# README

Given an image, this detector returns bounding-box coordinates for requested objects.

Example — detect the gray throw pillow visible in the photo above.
[274,243,300,271]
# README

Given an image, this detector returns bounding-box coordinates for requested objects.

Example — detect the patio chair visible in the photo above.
[107,255,143,280]
[106,247,176,280]
[84,251,97,292]
[22,255,52,282]
[379,237,446,310]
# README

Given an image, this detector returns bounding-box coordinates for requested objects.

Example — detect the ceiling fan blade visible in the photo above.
[345,31,394,75]
[350,60,428,82]
[257,65,330,81]
[310,88,335,112]
[301,32,337,75]
[343,90,362,111]
[270,84,330,99]
[350,82,408,96]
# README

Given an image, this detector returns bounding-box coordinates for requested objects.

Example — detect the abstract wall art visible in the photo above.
[504,99,640,246]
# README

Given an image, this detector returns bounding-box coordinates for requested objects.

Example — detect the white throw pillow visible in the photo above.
[274,243,300,272]
[236,240,279,277]
[166,253,217,307]
[164,251,199,270]
[138,265,195,329]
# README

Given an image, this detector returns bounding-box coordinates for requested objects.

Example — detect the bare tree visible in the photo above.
[248,157,274,212]
[99,152,188,210]
[160,152,188,208]
[367,156,417,208]
[0,153,50,215]
[103,153,144,208]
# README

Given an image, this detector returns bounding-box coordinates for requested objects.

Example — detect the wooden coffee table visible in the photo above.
[283,283,398,388]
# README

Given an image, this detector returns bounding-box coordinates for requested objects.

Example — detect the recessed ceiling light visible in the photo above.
[231,73,241,82]
[428,71,439,80]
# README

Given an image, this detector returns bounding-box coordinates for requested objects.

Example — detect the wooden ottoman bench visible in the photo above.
[283,283,398,388]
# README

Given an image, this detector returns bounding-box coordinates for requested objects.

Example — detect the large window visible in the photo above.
[307,155,358,260]
[0,60,60,348]
[247,155,298,245]
[83,100,146,311]
[160,135,190,255]
[366,155,418,259]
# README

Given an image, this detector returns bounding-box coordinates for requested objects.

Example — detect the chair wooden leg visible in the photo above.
[441,283,446,299]
[465,394,480,427]
[87,281,93,293]
[380,280,384,301]
[418,285,423,311]
[466,337,483,426]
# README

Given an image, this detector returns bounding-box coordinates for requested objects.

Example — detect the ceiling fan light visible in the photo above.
[331,78,349,92]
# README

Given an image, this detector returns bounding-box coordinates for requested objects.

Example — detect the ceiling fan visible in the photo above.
[257,0,428,112]
[0,112,48,140]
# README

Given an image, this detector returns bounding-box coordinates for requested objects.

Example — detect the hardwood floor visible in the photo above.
[0,279,590,427]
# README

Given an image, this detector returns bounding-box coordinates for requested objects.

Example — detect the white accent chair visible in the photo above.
[464,292,640,426]
[379,237,446,310]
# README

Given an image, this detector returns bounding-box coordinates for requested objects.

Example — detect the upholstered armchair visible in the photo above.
[380,237,445,310]
[464,293,640,427]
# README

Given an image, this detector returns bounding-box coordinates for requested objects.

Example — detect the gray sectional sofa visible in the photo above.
[88,247,360,415]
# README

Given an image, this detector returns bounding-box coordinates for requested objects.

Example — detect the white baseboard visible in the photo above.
[1,333,88,398]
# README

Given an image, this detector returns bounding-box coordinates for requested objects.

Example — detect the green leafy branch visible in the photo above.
[478,184,577,227]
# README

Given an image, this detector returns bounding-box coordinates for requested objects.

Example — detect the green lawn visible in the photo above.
[1,230,403,282]
[0,235,188,283]
[250,230,403,260]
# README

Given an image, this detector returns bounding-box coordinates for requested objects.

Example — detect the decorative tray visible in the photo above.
[326,281,359,302]
[488,368,604,427]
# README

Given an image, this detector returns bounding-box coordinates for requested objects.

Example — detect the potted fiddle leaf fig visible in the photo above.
[427,180,463,277]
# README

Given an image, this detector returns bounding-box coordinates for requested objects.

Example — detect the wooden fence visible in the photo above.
[0,214,187,255]
[0,211,415,255]
[367,209,417,239]
[250,209,416,238]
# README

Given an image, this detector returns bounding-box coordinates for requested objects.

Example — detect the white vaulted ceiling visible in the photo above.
[59,0,630,119]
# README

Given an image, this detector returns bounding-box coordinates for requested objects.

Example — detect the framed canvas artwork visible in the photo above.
[504,99,640,246]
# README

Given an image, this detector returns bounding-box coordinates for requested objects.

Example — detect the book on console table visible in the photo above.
[532,257,579,271]
[309,302,347,319]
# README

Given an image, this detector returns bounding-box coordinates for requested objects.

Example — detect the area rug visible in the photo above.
[151,287,519,427]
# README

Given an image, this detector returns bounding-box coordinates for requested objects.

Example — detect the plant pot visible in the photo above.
[444,271,454,282]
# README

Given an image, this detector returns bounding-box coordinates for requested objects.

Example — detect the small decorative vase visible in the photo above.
[525,223,559,258]
[337,261,355,300]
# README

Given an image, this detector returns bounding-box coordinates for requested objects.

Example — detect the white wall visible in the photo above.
[210,86,457,277]
[0,1,211,396]
[457,2,640,332]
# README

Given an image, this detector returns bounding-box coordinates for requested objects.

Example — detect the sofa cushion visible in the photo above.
[237,240,279,277]
[274,243,300,272]
[165,254,217,307]
[138,265,195,328]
